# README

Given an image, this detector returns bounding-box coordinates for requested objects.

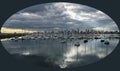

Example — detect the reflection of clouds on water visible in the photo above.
[22,51,31,55]
[1,38,119,68]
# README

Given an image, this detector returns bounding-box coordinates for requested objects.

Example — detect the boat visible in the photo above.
[84,39,88,43]
[104,41,110,45]
[61,40,66,43]
[100,39,105,42]
[75,42,80,47]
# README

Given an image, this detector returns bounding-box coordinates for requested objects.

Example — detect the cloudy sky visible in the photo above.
[2,2,119,33]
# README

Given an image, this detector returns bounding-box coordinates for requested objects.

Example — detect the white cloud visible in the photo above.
[11,12,43,20]
[2,2,119,32]
[93,23,118,31]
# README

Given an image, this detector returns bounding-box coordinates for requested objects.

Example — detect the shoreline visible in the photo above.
[0,33,119,39]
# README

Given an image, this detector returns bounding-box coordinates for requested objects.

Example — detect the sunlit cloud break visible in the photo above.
[2,2,119,33]
[1,27,38,33]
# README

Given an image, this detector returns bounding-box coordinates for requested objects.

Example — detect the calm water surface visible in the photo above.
[1,38,119,68]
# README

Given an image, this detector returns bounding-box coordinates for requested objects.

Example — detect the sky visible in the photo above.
[1,2,119,33]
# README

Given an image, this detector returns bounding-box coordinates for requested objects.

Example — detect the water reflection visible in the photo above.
[1,38,119,68]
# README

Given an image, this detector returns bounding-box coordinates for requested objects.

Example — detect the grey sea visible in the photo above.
[1,37,119,68]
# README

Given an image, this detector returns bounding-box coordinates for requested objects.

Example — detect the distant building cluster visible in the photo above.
[34,28,120,35]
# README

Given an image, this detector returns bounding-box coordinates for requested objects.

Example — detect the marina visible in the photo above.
[1,2,120,69]
[1,31,120,68]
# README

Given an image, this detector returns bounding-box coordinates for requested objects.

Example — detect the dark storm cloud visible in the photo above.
[21,4,47,13]
[2,2,119,31]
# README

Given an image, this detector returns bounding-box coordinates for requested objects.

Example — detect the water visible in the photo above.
[1,38,119,68]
